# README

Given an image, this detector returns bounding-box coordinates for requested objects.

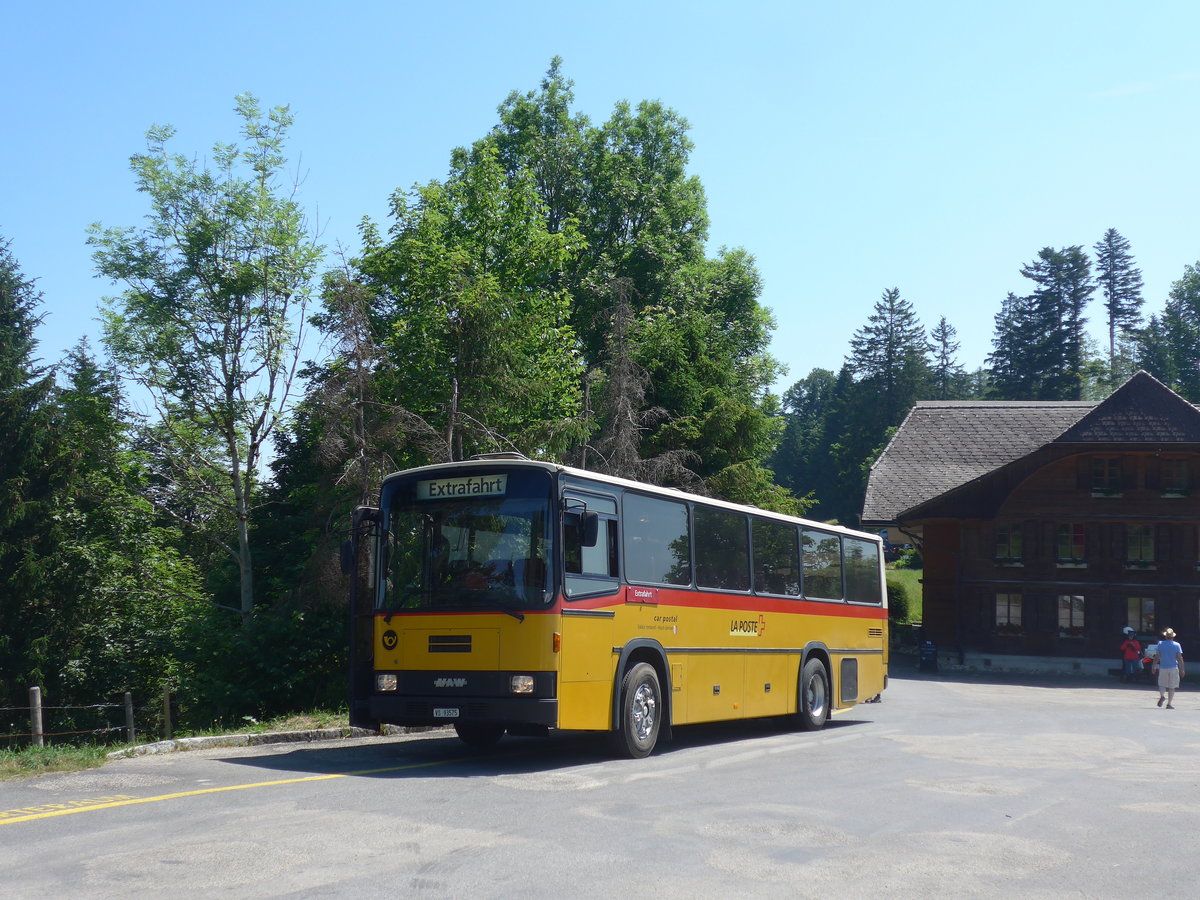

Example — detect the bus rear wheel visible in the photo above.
[454,722,505,749]
[610,662,662,758]
[797,658,829,731]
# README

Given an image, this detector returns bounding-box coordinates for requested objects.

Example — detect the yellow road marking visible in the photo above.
[0,758,452,827]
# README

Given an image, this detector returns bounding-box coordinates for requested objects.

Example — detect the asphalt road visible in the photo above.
[2,669,1197,899]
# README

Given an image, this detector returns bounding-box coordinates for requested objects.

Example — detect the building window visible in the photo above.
[1056,523,1086,567]
[995,523,1022,565]
[1126,524,1156,569]
[1161,458,1189,496]
[1128,597,1155,633]
[1091,457,1122,496]
[995,593,1022,635]
[1058,594,1086,637]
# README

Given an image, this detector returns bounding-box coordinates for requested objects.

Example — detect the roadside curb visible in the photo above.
[106,724,450,759]
[106,727,377,759]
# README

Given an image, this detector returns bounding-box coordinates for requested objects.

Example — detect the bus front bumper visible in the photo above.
[369,695,558,728]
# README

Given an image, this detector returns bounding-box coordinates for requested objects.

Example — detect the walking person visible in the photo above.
[1120,627,1142,682]
[1154,628,1185,709]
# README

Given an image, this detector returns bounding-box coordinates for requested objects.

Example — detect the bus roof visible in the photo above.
[380,458,881,543]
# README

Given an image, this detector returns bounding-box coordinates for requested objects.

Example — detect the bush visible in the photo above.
[894,547,923,569]
[886,576,911,622]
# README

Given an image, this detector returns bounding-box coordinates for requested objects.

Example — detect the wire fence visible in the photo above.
[1,687,174,749]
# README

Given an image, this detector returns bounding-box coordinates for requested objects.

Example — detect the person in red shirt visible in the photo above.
[1120,627,1143,682]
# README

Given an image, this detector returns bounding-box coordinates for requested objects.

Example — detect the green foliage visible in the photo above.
[30,345,207,720]
[356,141,585,461]
[930,316,966,399]
[988,245,1095,400]
[176,597,346,728]
[485,60,782,487]
[893,546,923,569]
[1094,228,1144,373]
[847,287,931,422]
[886,576,911,622]
[1139,263,1200,400]
[886,569,923,623]
[0,235,57,708]
[0,744,109,780]
[0,263,210,722]
[90,94,322,617]
[705,460,813,516]
[775,288,935,522]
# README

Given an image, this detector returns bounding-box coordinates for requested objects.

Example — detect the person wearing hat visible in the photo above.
[1153,628,1185,708]
[1120,627,1143,682]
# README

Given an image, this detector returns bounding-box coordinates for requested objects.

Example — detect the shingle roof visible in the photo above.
[861,372,1200,523]
[861,400,1091,522]
[1057,370,1200,442]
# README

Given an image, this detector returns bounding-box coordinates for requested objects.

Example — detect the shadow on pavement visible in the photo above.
[214,714,872,779]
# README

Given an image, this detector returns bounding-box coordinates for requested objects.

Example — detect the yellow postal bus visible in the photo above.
[344,454,887,757]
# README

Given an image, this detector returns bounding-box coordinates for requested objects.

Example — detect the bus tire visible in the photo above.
[609,662,662,758]
[454,722,505,749]
[797,658,830,731]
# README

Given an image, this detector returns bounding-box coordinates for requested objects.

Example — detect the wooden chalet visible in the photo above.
[862,372,1200,664]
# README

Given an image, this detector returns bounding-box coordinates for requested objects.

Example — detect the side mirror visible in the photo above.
[580,511,600,548]
[340,539,354,575]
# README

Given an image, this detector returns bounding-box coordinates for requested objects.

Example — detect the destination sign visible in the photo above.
[417,474,508,500]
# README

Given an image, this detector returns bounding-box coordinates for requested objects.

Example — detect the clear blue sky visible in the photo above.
[6,1,1199,391]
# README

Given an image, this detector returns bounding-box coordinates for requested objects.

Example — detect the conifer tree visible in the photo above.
[1157,264,1200,400]
[1093,228,1144,378]
[847,287,931,423]
[989,247,1094,399]
[0,236,56,704]
[929,316,965,400]
[988,291,1041,398]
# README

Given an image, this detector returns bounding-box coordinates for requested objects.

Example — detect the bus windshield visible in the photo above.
[378,469,553,613]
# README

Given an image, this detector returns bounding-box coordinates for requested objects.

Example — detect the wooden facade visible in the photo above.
[863,373,1200,660]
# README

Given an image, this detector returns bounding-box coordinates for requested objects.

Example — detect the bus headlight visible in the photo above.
[376,673,398,692]
[510,674,534,694]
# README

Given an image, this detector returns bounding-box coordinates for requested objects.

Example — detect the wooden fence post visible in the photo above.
[162,685,173,740]
[124,692,135,743]
[29,686,44,748]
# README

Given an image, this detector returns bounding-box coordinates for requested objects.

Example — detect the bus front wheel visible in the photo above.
[610,662,662,758]
[797,658,829,731]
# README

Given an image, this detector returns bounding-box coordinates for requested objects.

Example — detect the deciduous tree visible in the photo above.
[355,142,585,461]
[90,94,322,619]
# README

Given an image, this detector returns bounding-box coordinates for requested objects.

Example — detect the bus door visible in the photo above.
[558,491,620,731]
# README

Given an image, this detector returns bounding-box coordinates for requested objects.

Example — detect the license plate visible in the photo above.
[433,707,460,719]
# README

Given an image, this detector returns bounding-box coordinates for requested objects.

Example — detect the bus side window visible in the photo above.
[695,506,750,591]
[623,493,691,585]
[843,536,882,604]
[566,516,617,577]
[564,492,620,597]
[802,527,843,600]
[752,518,801,596]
